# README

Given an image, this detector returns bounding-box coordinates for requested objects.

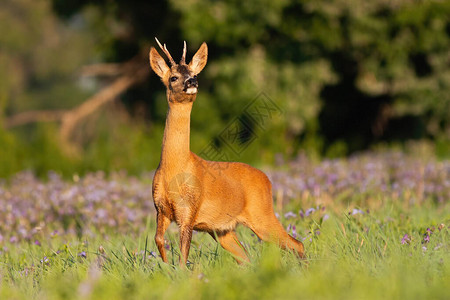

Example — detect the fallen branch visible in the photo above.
[3,55,150,153]
[80,63,124,77]
[60,65,149,144]
[80,55,144,77]
[5,110,67,128]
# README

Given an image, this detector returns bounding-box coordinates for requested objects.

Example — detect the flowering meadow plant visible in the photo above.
[0,152,447,245]
[0,171,155,243]
[0,152,448,300]
[268,152,449,207]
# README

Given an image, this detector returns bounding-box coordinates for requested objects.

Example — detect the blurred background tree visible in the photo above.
[0,0,449,177]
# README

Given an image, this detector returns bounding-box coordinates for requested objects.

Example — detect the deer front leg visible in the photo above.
[179,225,193,266]
[155,211,171,263]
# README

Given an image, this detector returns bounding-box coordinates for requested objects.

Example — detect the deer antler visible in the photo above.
[181,41,187,64]
[155,37,176,66]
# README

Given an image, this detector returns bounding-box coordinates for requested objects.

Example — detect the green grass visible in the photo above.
[0,204,448,300]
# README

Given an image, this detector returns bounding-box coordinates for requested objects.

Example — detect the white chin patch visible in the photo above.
[185,87,197,94]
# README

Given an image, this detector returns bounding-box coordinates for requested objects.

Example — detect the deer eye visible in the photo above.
[170,76,178,82]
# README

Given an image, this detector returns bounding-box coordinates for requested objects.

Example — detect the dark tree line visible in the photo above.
[0,0,449,176]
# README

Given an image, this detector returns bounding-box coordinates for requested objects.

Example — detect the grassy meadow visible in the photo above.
[0,152,448,300]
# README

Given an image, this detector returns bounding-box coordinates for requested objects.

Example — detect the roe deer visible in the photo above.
[149,38,305,265]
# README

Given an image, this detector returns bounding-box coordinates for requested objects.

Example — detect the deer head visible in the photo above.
[149,38,208,103]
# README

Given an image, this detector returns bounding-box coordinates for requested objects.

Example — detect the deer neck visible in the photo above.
[160,99,193,170]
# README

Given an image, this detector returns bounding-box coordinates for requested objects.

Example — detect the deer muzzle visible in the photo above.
[184,77,198,94]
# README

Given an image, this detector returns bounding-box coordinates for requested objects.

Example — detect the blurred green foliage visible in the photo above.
[0,0,449,177]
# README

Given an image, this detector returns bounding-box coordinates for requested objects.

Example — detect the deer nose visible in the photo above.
[185,77,198,88]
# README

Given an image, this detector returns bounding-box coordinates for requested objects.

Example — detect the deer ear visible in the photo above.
[189,42,208,75]
[149,47,170,78]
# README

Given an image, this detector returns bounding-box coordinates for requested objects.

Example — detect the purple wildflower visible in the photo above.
[351,209,364,215]
[401,234,411,244]
[34,240,41,246]
[78,251,87,258]
[284,211,297,219]
[323,214,330,221]
[434,243,443,250]
[305,208,315,217]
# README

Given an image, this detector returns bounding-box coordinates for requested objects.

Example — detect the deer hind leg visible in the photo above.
[179,225,193,266]
[210,231,250,264]
[155,211,171,263]
[249,215,305,259]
